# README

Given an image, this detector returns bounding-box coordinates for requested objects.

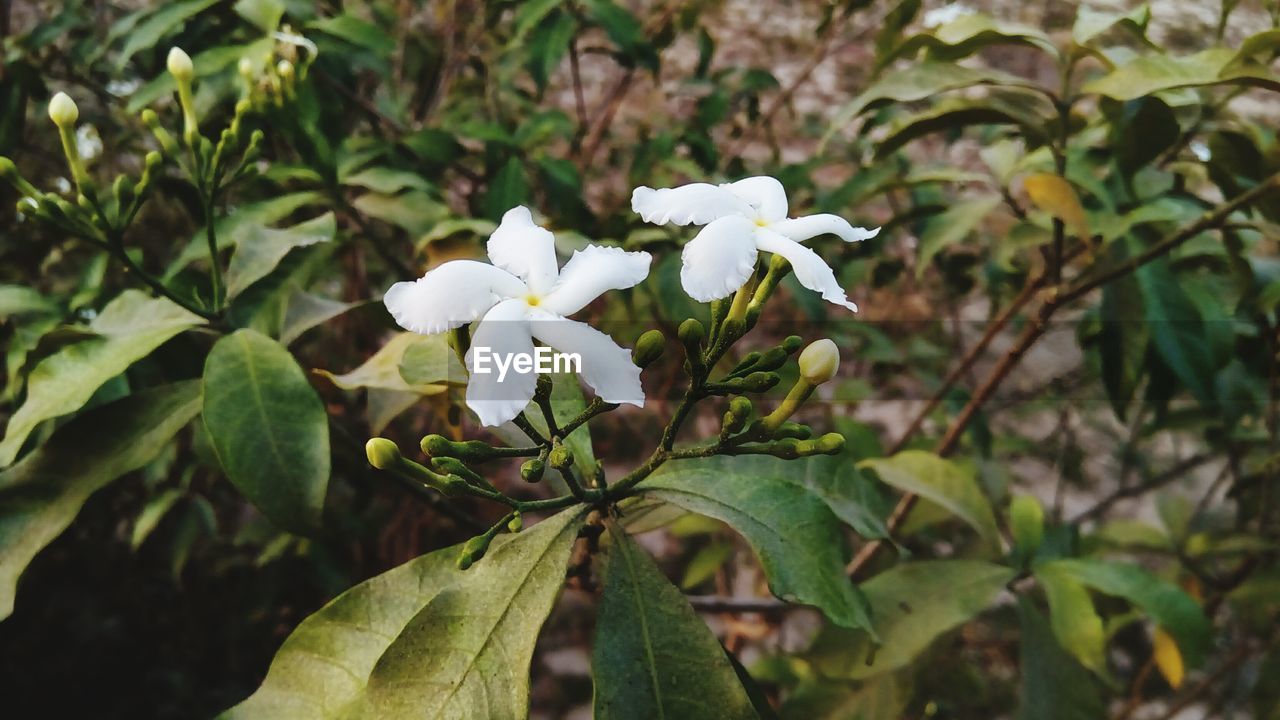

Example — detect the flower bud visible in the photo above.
[548,444,574,471]
[507,512,523,533]
[238,57,255,78]
[721,396,753,437]
[0,156,15,180]
[457,533,494,570]
[276,59,294,79]
[1010,495,1045,557]
[48,92,79,128]
[741,371,780,392]
[631,329,665,368]
[781,335,803,354]
[773,422,812,440]
[521,457,546,483]
[798,339,839,386]
[812,432,845,455]
[167,47,195,81]
[677,318,705,349]
[430,456,485,486]
[365,437,401,469]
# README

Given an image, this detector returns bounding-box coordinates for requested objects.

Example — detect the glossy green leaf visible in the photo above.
[859,451,1001,548]
[1017,597,1104,720]
[221,542,465,718]
[354,508,585,717]
[1072,4,1151,45]
[1083,48,1280,100]
[308,14,395,56]
[1035,563,1107,675]
[0,381,202,619]
[806,560,1013,679]
[225,213,336,301]
[0,291,205,466]
[278,287,360,346]
[233,0,284,32]
[202,329,330,533]
[130,487,184,550]
[640,456,874,631]
[875,93,1053,158]
[1043,558,1211,667]
[593,525,759,720]
[169,191,325,274]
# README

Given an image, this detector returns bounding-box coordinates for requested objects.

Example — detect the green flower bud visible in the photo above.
[277,59,294,79]
[812,432,845,455]
[728,350,761,376]
[773,422,812,440]
[548,444,574,471]
[753,345,793,373]
[112,174,134,209]
[457,533,493,570]
[521,457,546,483]
[741,371,780,392]
[798,339,840,386]
[781,335,803,354]
[721,395,753,437]
[507,512,523,533]
[48,92,79,128]
[1010,495,1045,557]
[677,318,705,349]
[167,47,195,80]
[631,329,666,368]
[430,456,484,486]
[0,156,16,180]
[365,437,401,469]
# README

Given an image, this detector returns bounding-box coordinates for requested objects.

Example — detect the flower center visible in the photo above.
[525,294,541,307]
[753,217,768,227]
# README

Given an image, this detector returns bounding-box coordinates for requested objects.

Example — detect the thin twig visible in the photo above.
[686,595,790,614]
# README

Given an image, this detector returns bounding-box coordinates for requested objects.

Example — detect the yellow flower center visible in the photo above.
[754,217,768,227]
[525,294,541,307]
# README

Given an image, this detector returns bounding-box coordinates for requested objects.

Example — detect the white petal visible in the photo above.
[465,299,538,427]
[723,176,789,222]
[680,215,759,302]
[529,312,644,408]
[486,206,560,295]
[384,260,526,335]
[770,214,880,243]
[631,183,755,226]
[541,245,653,316]
[756,229,858,312]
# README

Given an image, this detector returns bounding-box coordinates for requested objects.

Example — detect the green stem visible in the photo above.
[204,200,223,312]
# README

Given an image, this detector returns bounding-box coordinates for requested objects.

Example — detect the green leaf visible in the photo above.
[116,0,221,68]
[0,285,56,319]
[0,381,202,620]
[234,0,285,32]
[168,191,325,275]
[806,560,1013,679]
[681,540,735,590]
[1034,563,1107,675]
[130,488,185,550]
[1016,597,1104,720]
[640,456,874,631]
[225,213,336,301]
[1042,558,1211,667]
[828,62,1043,137]
[354,508,585,716]
[593,525,759,720]
[526,11,577,90]
[315,332,452,394]
[308,14,395,56]
[1099,271,1148,419]
[278,287,359,346]
[875,93,1053,158]
[341,166,433,195]
[1072,4,1150,45]
[1083,48,1280,100]
[780,675,908,720]
[1135,253,1217,407]
[0,291,205,466]
[221,541,466,718]
[884,13,1057,65]
[915,195,1002,278]
[484,157,530,222]
[859,451,1001,549]
[202,329,330,533]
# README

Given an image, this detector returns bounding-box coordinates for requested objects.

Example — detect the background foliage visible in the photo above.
[1,0,1279,717]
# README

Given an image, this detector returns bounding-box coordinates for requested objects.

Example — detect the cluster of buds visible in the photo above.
[711,338,846,458]
[0,92,163,241]
[237,27,317,109]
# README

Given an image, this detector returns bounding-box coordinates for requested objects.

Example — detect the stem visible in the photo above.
[204,200,223,312]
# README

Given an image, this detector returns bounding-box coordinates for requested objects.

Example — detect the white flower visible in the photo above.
[384,206,651,427]
[631,176,879,311]
[923,4,975,29]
